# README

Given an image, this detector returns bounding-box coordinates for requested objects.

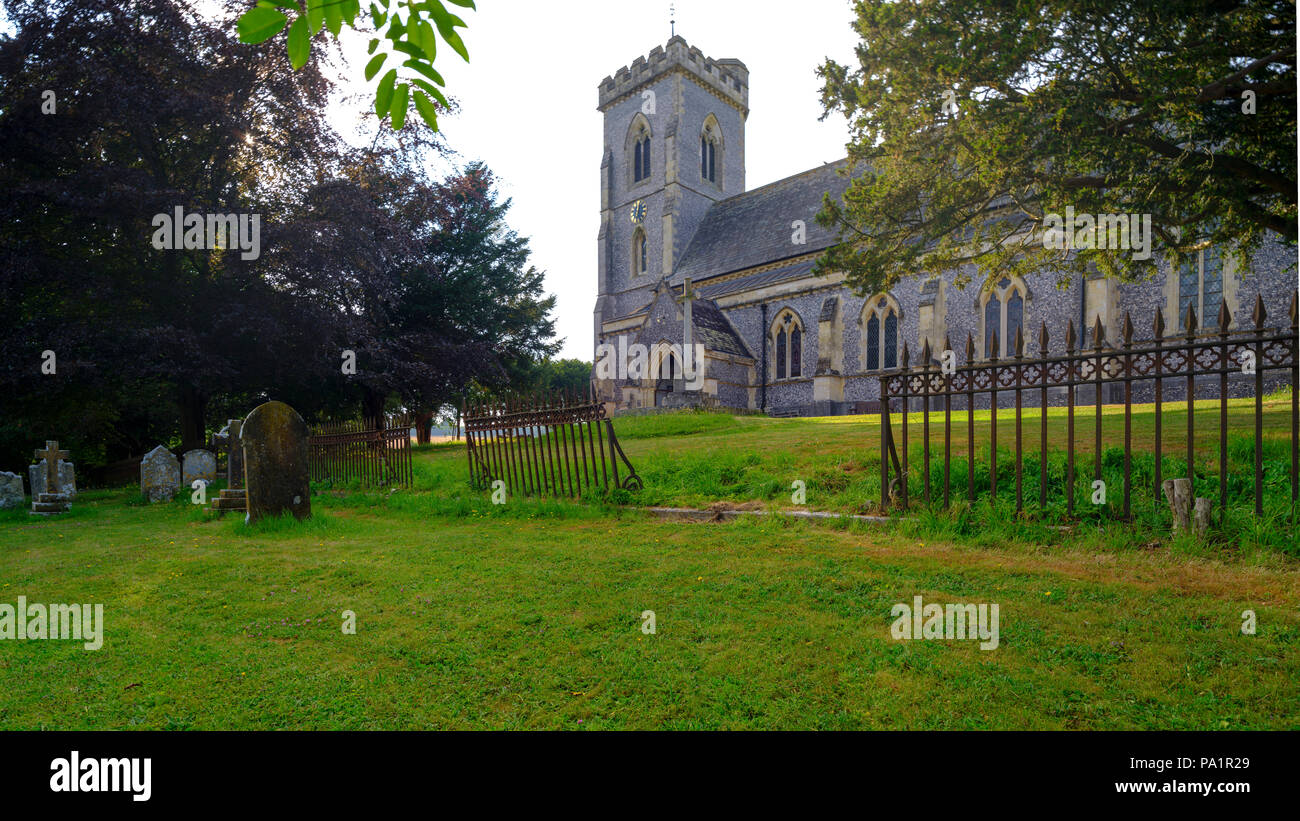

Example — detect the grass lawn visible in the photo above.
[1,404,1297,730]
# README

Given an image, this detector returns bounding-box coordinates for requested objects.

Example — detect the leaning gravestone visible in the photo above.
[140,446,181,503]
[241,401,311,524]
[0,471,23,509]
[29,459,75,498]
[182,449,217,488]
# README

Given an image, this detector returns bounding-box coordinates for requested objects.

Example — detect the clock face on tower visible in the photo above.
[629,199,646,224]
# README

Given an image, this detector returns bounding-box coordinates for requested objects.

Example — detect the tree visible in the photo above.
[275,153,557,441]
[0,0,340,460]
[814,0,1297,296]
[236,0,473,131]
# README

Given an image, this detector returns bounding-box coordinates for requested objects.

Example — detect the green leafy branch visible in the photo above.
[236,0,474,131]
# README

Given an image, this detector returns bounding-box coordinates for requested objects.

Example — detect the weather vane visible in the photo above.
[670,3,675,36]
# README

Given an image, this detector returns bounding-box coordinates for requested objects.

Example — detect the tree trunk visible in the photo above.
[361,388,386,429]
[178,384,207,453]
[413,410,433,444]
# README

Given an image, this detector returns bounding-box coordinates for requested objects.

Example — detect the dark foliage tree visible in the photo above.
[815,0,1296,295]
[0,0,339,465]
[276,152,557,443]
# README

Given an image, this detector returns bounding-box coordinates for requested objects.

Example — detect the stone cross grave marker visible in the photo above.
[34,441,68,491]
[30,440,72,514]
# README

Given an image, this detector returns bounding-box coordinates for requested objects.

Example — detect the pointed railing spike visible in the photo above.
[920,338,931,365]
[1014,325,1024,358]
[901,343,910,368]
[1153,307,1165,339]
[1217,297,1231,332]
[1092,315,1105,348]
[1122,312,1134,345]
[1252,293,1267,328]
[1184,304,1197,336]
[1290,291,1298,326]
[964,333,975,359]
[989,330,999,360]
[1038,321,1049,354]
[1065,319,1076,351]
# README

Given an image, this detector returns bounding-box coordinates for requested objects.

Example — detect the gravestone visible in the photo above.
[241,400,311,524]
[140,445,181,503]
[28,459,75,498]
[182,449,217,488]
[0,471,23,509]
[30,440,72,515]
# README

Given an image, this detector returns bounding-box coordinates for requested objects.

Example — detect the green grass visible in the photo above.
[1,405,1297,730]
[604,397,1299,558]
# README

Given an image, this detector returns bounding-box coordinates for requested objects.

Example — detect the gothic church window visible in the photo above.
[980,276,1028,358]
[628,115,652,185]
[771,309,803,379]
[1178,245,1224,329]
[700,115,722,186]
[632,228,648,277]
[862,294,900,371]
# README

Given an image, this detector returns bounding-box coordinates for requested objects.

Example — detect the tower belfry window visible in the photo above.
[633,125,651,183]
[700,119,720,185]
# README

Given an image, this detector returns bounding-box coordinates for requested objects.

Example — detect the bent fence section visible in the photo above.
[463,393,641,497]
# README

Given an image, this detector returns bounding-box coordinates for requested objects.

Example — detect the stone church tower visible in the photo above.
[593,37,749,343]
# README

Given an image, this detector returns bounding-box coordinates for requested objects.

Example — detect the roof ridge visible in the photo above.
[718,158,850,205]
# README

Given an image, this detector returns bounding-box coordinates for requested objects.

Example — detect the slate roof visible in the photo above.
[676,159,854,280]
[689,298,753,359]
[692,257,817,300]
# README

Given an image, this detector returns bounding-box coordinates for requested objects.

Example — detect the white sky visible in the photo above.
[329,0,861,361]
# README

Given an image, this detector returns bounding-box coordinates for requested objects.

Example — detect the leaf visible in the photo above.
[365,52,387,81]
[390,82,409,129]
[391,41,431,62]
[443,0,475,7]
[410,78,448,109]
[236,7,289,44]
[324,0,344,36]
[375,68,398,119]
[306,0,324,34]
[256,0,301,9]
[413,89,440,130]
[402,58,445,87]
[342,0,362,24]
[414,20,437,61]
[440,26,469,62]
[370,3,388,27]
[287,15,310,69]
[367,37,379,54]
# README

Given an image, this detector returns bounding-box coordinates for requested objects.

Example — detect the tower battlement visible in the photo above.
[598,36,748,116]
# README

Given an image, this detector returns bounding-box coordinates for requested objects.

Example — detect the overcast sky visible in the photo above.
[324,0,862,361]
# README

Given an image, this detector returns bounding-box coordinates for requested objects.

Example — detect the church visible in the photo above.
[591,36,1297,416]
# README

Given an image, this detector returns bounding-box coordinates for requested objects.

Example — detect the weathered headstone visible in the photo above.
[28,459,75,498]
[241,401,311,524]
[30,440,72,514]
[140,445,181,503]
[182,449,217,488]
[0,471,23,509]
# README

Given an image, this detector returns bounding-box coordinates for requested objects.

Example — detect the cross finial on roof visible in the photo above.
[670,2,675,36]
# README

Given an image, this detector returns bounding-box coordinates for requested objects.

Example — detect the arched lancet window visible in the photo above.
[631,228,648,277]
[700,115,722,186]
[627,115,652,185]
[1178,245,1225,330]
[862,294,901,371]
[980,276,1028,358]
[770,308,803,380]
